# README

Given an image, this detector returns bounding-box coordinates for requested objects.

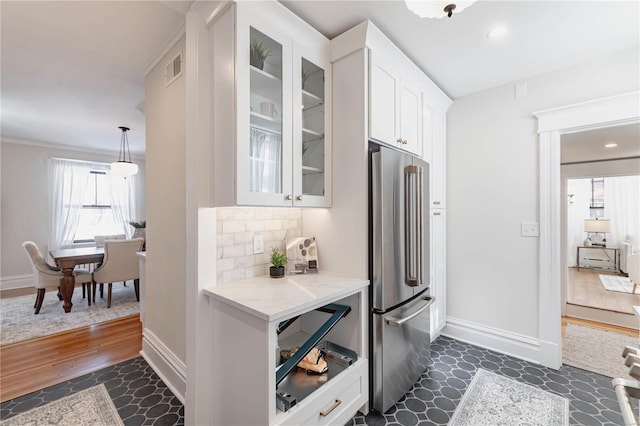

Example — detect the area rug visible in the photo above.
[449,369,568,426]
[563,322,637,378]
[0,384,123,425]
[0,284,139,346]
[599,274,639,294]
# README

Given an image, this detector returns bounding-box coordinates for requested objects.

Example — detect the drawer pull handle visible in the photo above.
[319,398,342,417]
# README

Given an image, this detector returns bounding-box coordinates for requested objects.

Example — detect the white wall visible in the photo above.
[145,35,186,365]
[0,140,145,289]
[446,48,639,340]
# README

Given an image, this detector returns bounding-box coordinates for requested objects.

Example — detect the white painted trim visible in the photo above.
[143,24,187,77]
[442,317,557,367]
[141,328,187,404]
[431,321,445,342]
[0,274,33,291]
[533,90,640,370]
[534,91,640,133]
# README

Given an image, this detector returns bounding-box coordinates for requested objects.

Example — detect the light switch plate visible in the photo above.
[521,222,539,237]
[253,235,264,254]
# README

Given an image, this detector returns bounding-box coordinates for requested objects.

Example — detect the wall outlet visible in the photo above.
[521,222,539,237]
[253,235,264,254]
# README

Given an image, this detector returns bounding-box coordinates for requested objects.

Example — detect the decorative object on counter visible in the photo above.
[129,220,146,250]
[269,247,287,278]
[286,237,318,274]
[249,39,270,70]
[281,346,328,375]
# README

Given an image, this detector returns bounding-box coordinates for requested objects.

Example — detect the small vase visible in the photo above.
[133,228,146,251]
[270,266,285,278]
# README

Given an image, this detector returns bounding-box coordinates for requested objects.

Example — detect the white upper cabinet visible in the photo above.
[212,2,331,207]
[369,51,422,157]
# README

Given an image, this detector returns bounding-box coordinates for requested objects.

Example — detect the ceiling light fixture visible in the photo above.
[605,143,618,148]
[487,26,507,39]
[111,126,138,178]
[405,0,476,18]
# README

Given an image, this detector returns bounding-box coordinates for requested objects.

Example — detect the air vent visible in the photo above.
[165,51,182,87]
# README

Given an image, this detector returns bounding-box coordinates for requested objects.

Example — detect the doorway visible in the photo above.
[534,91,640,369]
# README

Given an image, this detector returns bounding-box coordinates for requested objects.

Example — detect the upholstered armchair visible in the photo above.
[22,241,92,314]
[92,238,144,308]
[94,234,126,248]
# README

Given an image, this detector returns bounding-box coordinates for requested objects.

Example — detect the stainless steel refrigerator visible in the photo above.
[369,142,435,414]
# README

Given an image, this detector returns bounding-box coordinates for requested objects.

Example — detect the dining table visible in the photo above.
[49,246,104,313]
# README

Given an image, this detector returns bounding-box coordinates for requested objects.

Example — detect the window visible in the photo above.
[49,157,139,250]
[74,171,122,242]
[589,178,605,218]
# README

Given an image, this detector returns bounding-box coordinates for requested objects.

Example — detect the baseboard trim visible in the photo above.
[442,316,561,369]
[431,321,446,342]
[140,328,187,404]
[1,274,33,291]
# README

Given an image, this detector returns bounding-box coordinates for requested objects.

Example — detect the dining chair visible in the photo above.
[22,241,93,314]
[94,234,126,248]
[92,238,144,308]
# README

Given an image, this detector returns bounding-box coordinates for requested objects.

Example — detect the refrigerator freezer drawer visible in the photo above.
[371,295,434,413]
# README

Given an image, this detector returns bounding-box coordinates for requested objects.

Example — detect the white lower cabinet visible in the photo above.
[275,359,367,426]
[205,274,368,425]
[430,209,446,337]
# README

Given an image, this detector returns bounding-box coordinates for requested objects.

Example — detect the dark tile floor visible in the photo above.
[348,336,626,426]
[0,337,627,426]
[0,357,184,425]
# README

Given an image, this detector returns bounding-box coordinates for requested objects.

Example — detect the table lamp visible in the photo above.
[584,219,610,247]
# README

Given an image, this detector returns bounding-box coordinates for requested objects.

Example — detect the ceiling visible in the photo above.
[561,123,640,164]
[1,1,638,156]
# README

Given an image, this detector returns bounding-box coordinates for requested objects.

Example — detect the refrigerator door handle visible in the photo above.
[404,165,422,286]
[385,296,435,327]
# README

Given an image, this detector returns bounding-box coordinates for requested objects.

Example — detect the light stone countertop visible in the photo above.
[203,272,368,322]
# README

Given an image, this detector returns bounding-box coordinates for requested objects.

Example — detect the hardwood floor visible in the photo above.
[0,314,142,402]
[567,267,639,314]
[562,315,638,340]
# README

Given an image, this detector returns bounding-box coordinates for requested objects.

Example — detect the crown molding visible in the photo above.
[143,23,187,77]
[1,137,145,160]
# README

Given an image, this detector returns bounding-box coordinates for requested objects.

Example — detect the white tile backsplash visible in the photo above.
[216,207,302,283]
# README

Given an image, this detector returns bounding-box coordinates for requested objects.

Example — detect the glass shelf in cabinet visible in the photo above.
[250,66,282,102]
[250,112,282,133]
[302,165,323,174]
[302,89,323,110]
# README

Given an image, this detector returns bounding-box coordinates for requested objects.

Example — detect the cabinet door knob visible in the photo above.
[285,195,292,201]
[295,195,303,201]
[433,212,441,216]
[403,139,408,145]
[433,201,441,205]
[396,138,403,144]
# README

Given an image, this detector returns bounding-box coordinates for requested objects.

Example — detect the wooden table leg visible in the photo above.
[59,267,75,313]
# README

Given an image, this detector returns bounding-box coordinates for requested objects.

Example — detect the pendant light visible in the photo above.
[111,126,138,177]
[405,1,476,18]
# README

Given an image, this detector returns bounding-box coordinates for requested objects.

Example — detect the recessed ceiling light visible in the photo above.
[605,143,618,148]
[487,26,507,39]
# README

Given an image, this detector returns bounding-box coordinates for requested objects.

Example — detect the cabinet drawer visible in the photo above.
[276,359,367,426]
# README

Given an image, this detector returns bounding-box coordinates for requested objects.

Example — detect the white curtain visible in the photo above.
[566,179,592,266]
[48,158,92,251]
[249,127,282,193]
[604,175,640,249]
[567,175,640,266]
[109,173,138,239]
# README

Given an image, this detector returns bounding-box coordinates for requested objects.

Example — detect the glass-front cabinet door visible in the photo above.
[237,19,292,206]
[292,48,331,207]
[235,7,330,207]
